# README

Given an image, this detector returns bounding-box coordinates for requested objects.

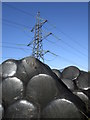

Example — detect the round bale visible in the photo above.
[61,66,80,80]
[5,100,39,118]
[2,77,24,106]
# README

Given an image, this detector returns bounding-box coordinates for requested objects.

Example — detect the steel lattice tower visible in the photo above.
[27,11,55,62]
[28,12,52,62]
[32,12,44,60]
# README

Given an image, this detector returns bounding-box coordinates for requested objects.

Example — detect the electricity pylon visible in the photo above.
[27,12,56,62]
[27,12,52,62]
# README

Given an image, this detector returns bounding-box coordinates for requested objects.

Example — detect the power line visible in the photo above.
[0,45,32,52]
[2,40,86,61]
[3,3,35,17]
[2,18,31,29]
[43,26,88,58]
[1,3,87,69]
[3,22,34,41]
[42,40,87,70]
[45,37,86,61]
[1,41,33,50]
[57,55,87,70]
[43,26,87,57]
[3,2,87,52]
[52,33,87,57]
[3,3,87,56]
[41,17,88,51]
[2,22,87,69]
[0,42,87,68]
[3,22,25,29]
[1,45,87,70]
[2,40,87,66]
[47,21,88,51]
[0,57,21,59]
[1,42,34,53]
[2,18,35,42]
[2,19,34,44]
[46,53,87,70]
[43,28,83,58]
[1,42,28,46]
[44,26,87,58]
[43,34,88,70]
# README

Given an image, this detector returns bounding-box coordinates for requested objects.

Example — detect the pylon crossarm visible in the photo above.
[41,32,52,41]
[27,40,34,46]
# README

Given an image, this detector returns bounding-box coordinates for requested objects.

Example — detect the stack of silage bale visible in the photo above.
[0,56,89,119]
[53,66,90,116]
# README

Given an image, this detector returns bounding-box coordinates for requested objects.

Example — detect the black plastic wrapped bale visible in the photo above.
[41,98,86,118]
[0,104,4,119]
[0,65,2,79]
[82,89,90,99]
[73,91,90,110]
[21,56,55,81]
[1,56,89,118]
[24,63,89,117]
[1,59,18,79]
[0,81,2,104]
[2,77,24,106]
[61,66,80,80]
[16,60,29,84]
[26,74,59,109]
[52,69,61,79]
[61,78,75,91]
[5,100,39,118]
[76,71,90,90]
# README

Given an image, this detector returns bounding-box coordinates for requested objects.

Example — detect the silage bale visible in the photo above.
[76,71,90,90]
[21,58,88,116]
[26,74,60,109]
[2,77,24,106]
[61,78,75,91]
[73,91,90,112]
[16,60,29,84]
[52,69,61,79]
[20,56,55,82]
[61,66,80,80]
[73,91,89,103]
[82,89,90,99]
[26,73,88,116]
[1,59,18,79]
[0,56,89,117]
[0,65,2,80]
[0,80,2,104]
[41,98,86,118]
[0,104,4,119]
[5,100,39,118]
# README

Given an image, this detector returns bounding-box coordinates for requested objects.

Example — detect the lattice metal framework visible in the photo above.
[27,12,52,62]
[33,12,47,61]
